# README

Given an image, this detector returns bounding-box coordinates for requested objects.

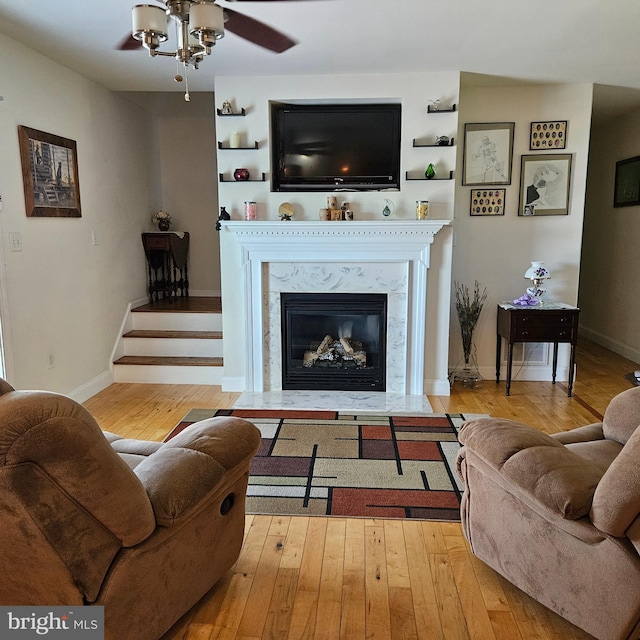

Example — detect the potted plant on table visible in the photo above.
[152,210,172,231]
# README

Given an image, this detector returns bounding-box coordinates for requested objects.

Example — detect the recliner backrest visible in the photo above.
[0,388,156,602]
[602,386,640,444]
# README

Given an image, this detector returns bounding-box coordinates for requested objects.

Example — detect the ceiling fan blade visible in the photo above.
[223,8,297,53]
[116,34,142,51]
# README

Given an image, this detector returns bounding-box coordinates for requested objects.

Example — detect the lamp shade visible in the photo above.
[524,261,550,279]
[132,4,168,38]
[189,3,225,38]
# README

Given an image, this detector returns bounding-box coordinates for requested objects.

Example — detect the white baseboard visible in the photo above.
[70,370,113,403]
[189,289,222,297]
[425,378,451,396]
[579,326,640,365]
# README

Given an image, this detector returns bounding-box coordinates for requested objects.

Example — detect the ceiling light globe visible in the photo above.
[132,5,168,42]
[189,2,224,45]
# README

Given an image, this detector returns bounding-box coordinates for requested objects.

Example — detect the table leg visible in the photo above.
[552,342,558,384]
[568,342,576,397]
[496,334,502,383]
[506,342,513,396]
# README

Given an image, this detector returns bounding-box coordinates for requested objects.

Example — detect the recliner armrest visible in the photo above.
[459,418,605,519]
[132,417,261,526]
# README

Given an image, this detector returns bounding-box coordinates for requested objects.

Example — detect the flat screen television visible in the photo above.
[271,102,401,192]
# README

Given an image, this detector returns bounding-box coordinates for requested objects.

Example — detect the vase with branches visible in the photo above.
[452,280,487,387]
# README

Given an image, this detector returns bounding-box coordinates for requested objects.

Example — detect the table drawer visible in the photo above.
[513,313,577,329]
[145,236,171,250]
[512,326,576,341]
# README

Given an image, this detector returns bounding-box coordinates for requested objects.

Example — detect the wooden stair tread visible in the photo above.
[114,356,223,367]
[123,330,222,339]
[133,297,221,314]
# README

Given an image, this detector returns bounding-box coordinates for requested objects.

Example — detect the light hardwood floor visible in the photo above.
[84,339,638,640]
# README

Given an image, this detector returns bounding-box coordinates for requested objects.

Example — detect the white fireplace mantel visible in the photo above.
[220,220,451,395]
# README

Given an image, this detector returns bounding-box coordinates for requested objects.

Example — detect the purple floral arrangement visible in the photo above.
[513,293,540,306]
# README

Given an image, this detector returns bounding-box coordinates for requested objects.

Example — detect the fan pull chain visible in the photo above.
[184,64,190,102]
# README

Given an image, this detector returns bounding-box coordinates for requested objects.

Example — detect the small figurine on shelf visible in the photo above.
[425,163,437,179]
[221,100,233,115]
[428,99,440,112]
[436,135,450,146]
[278,202,294,221]
[215,206,230,231]
[152,209,172,231]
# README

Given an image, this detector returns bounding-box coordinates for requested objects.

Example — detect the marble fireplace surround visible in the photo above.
[223,220,451,395]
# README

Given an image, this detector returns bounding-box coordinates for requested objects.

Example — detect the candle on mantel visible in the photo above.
[229,132,240,148]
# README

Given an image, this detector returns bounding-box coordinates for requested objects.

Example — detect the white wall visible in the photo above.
[155,93,221,295]
[579,111,640,364]
[0,34,157,398]
[214,72,459,393]
[453,80,593,382]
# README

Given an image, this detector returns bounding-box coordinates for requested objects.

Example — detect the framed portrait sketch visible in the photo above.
[613,155,640,207]
[18,126,81,217]
[470,188,506,216]
[519,154,572,216]
[463,122,515,186]
[530,121,567,150]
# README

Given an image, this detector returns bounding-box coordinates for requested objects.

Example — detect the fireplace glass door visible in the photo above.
[281,292,387,391]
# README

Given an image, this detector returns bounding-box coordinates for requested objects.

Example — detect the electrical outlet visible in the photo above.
[48,354,55,369]
[9,232,22,252]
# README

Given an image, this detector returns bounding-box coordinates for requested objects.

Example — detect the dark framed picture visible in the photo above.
[470,188,506,216]
[18,126,81,217]
[519,154,572,216]
[462,122,514,186]
[613,155,640,207]
[530,121,567,150]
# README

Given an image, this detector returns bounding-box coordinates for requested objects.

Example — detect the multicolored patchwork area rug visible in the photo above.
[167,408,484,521]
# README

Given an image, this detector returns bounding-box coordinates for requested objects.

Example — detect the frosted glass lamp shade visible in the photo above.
[189,3,225,39]
[132,5,168,39]
[524,261,550,280]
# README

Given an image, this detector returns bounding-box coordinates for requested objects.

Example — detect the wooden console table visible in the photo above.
[141,232,189,302]
[496,302,579,397]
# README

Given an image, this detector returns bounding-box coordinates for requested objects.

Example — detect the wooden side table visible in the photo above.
[141,232,190,302]
[496,303,579,397]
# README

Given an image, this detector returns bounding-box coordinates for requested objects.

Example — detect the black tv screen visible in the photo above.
[271,103,401,192]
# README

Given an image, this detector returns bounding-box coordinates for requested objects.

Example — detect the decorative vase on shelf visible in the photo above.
[234,168,250,181]
[425,163,436,179]
[157,219,171,231]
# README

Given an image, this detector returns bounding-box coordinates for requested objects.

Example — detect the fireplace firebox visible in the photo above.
[281,292,387,391]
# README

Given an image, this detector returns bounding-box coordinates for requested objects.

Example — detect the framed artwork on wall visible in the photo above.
[470,188,506,216]
[518,153,572,216]
[613,155,640,207]
[18,125,82,218]
[530,121,567,150]
[462,122,515,186]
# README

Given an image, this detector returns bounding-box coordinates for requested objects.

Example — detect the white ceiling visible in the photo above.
[1,0,640,117]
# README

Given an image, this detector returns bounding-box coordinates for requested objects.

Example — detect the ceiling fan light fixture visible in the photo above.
[189,2,225,48]
[132,5,169,49]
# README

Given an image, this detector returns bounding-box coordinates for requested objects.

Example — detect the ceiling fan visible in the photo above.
[117,0,304,61]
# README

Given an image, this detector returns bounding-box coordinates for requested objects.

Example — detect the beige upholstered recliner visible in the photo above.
[0,378,260,640]
[456,385,640,640]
